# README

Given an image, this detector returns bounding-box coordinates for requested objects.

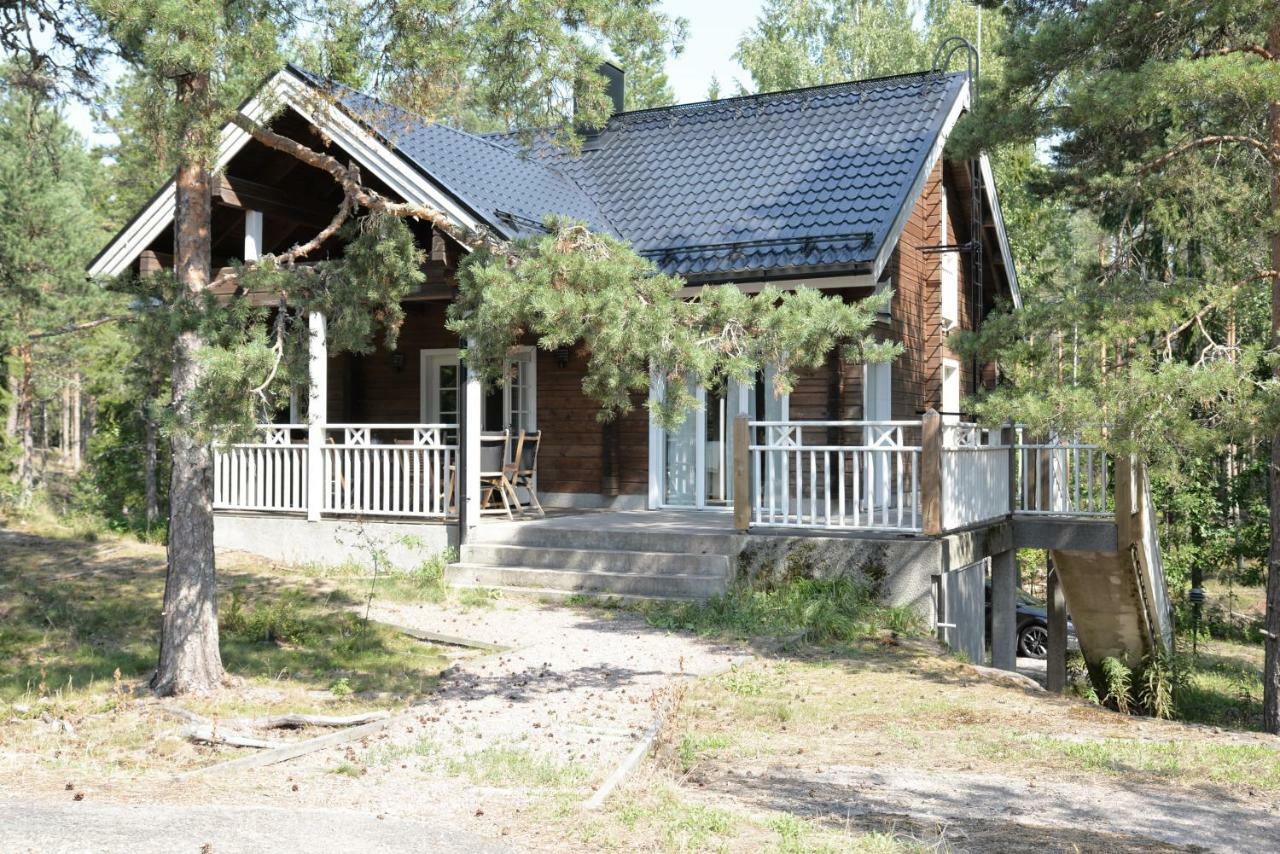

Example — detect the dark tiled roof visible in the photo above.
[303,66,966,279]
[307,74,613,239]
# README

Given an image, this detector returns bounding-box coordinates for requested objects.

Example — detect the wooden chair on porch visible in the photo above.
[446,431,519,519]
[504,430,544,517]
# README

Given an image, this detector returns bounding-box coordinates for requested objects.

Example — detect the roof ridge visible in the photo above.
[610,69,965,124]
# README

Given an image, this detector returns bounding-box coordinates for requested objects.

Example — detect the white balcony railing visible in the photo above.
[214,423,457,519]
[213,425,309,513]
[941,424,1011,530]
[735,416,1113,535]
[1014,434,1111,517]
[749,420,922,532]
[321,424,456,518]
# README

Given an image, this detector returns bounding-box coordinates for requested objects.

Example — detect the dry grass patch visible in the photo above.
[0,524,453,786]
[662,644,1280,797]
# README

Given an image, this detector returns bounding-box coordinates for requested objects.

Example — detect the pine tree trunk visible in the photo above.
[70,373,82,472]
[60,382,69,457]
[4,347,18,439]
[10,344,35,495]
[152,70,225,696]
[1264,19,1280,736]
[143,391,159,533]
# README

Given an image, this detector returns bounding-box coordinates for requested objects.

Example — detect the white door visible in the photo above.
[655,372,786,510]
[421,348,537,434]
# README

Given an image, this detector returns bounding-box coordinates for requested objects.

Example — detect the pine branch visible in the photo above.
[27,315,132,340]
[274,193,353,266]
[230,113,505,253]
[1192,44,1274,62]
[1137,134,1276,175]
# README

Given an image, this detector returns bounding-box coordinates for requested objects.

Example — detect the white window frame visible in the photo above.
[940,191,959,331]
[863,361,892,421]
[942,358,961,424]
[420,347,536,432]
[647,371,788,511]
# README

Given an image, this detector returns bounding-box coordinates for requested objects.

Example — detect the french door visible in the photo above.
[420,348,536,435]
[655,372,786,510]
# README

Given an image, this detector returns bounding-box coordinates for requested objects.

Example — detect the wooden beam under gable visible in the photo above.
[213,174,337,231]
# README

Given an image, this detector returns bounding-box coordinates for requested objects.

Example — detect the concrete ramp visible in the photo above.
[1050,462,1173,669]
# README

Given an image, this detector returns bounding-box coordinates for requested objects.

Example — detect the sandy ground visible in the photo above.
[4,530,1278,853]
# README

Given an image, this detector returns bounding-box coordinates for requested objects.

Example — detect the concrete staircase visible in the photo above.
[445,512,744,601]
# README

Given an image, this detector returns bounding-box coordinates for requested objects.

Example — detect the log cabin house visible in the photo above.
[90,64,1172,676]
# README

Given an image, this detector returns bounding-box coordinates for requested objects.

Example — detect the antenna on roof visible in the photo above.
[932,35,979,105]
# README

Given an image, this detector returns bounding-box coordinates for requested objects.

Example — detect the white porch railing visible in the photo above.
[214,423,457,519]
[749,420,922,532]
[322,424,456,518]
[213,425,310,512]
[735,415,1114,535]
[941,424,1011,530]
[1014,433,1111,517]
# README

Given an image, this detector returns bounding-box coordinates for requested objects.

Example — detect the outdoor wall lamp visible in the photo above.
[555,346,571,368]
[390,351,405,372]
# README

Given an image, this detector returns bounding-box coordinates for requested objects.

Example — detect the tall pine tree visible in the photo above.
[964,0,1280,732]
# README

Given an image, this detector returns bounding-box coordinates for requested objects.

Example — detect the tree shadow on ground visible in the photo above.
[0,528,449,702]
[687,764,1208,853]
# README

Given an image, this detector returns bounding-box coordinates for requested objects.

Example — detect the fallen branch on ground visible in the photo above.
[185,724,282,750]
[259,711,390,729]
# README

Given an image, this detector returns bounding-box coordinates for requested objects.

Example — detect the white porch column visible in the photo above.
[462,342,482,530]
[647,370,663,509]
[244,209,263,262]
[306,310,327,522]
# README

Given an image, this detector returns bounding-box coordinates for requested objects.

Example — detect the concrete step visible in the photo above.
[458,543,732,577]
[445,563,729,600]
[468,523,745,557]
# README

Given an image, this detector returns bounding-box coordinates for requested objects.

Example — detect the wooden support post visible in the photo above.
[646,370,662,510]
[733,413,750,531]
[1114,454,1134,548]
[1038,435,1051,511]
[921,408,942,535]
[1001,422,1016,515]
[243,209,263,262]
[991,548,1018,671]
[139,250,163,276]
[306,310,327,522]
[1047,558,1068,693]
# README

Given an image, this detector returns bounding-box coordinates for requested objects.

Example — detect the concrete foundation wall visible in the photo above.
[736,522,1012,627]
[736,535,942,621]
[214,513,456,571]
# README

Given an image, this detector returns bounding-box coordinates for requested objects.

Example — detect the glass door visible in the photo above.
[659,373,785,509]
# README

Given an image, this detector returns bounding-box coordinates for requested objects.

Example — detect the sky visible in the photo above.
[660,0,765,104]
[65,0,767,145]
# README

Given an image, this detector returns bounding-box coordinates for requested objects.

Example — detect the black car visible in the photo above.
[984,586,1074,659]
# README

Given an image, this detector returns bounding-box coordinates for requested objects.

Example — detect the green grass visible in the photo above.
[444,744,589,789]
[676,731,733,772]
[0,529,451,707]
[1175,644,1265,730]
[642,576,921,646]
[1018,735,1280,792]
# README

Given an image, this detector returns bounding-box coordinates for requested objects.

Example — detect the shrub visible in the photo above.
[220,589,315,646]
[1137,649,1178,720]
[1098,657,1133,715]
[645,576,921,645]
